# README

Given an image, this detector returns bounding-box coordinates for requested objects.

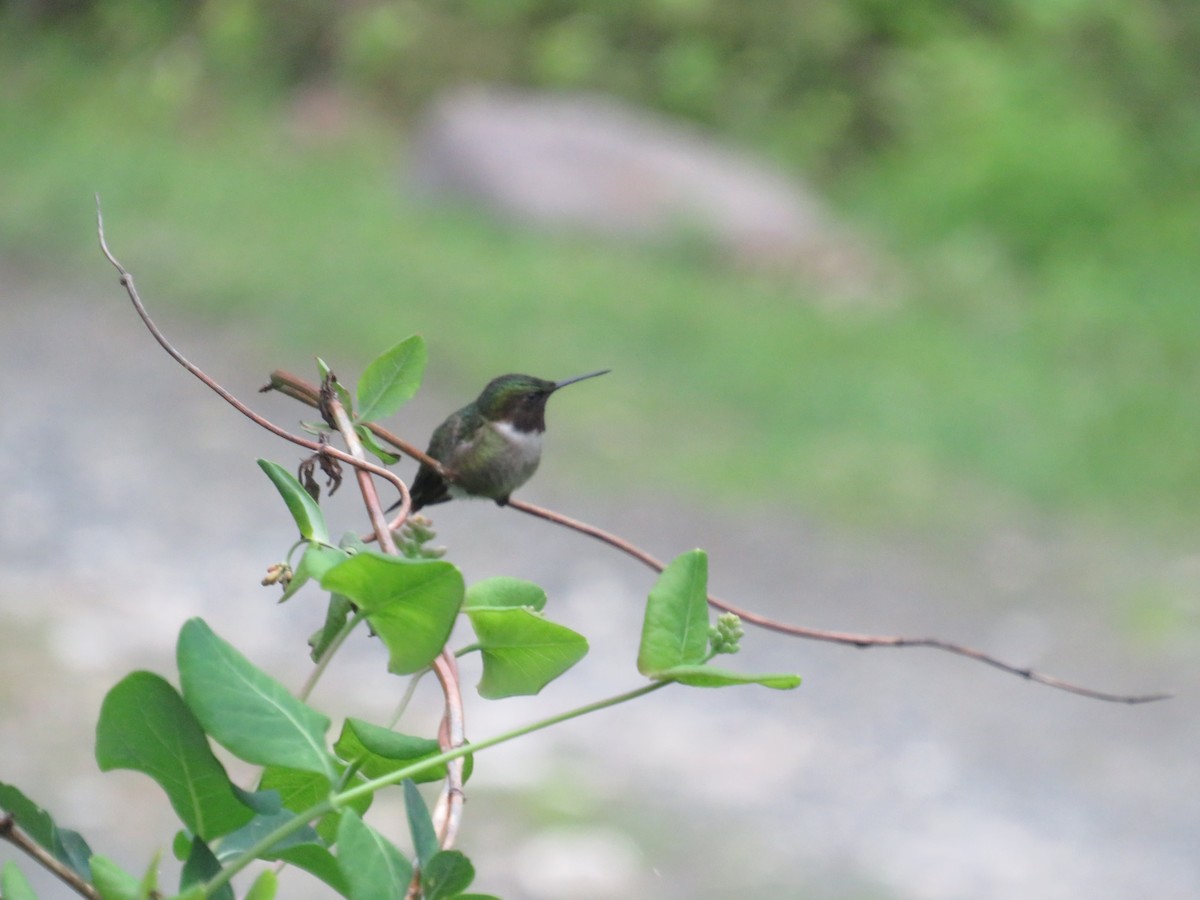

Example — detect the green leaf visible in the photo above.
[0,783,57,851]
[465,607,588,699]
[258,459,331,544]
[308,593,355,662]
[88,855,140,900]
[355,424,401,465]
[637,549,710,675]
[257,765,370,845]
[216,809,320,860]
[465,577,547,612]
[298,419,333,437]
[218,772,346,885]
[135,852,159,900]
[0,782,92,880]
[333,719,445,784]
[339,531,372,553]
[316,358,355,414]
[230,785,283,816]
[320,553,464,675]
[355,335,427,423]
[95,672,253,840]
[179,837,232,900]
[255,767,327,814]
[422,851,475,900]
[58,831,93,880]
[403,780,438,869]
[177,618,334,779]
[89,852,158,900]
[272,843,347,894]
[281,544,349,603]
[336,809,414,900]
[244,869,280,900]
[0,862,37,900]
[649,663,802,690]
[270,773,339,846]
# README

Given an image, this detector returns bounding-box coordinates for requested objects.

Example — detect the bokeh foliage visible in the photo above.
[13,0,1199,185]
[3,1,1200,533]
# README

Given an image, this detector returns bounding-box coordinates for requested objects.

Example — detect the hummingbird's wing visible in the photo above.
[408,463,450,511]
[407,403,484,511]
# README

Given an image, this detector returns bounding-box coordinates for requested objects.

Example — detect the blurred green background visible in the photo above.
[3,0,1199,537]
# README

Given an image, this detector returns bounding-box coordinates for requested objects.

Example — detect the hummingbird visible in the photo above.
[391,370,610,512]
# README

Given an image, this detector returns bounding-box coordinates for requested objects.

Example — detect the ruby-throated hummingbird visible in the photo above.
[392,370,609,512]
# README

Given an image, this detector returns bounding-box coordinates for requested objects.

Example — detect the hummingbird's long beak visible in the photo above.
[552,369,611,391]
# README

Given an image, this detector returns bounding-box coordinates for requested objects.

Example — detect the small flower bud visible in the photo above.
[261,563,293,587]
[710,612,744,655]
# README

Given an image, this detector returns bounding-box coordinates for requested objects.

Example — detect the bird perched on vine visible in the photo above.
[391,370,609,512]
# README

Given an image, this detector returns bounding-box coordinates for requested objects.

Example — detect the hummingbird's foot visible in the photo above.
[494,495,511,507]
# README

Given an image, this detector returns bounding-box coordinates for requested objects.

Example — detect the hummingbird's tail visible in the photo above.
[386,464,449,514]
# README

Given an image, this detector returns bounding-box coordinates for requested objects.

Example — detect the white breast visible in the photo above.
[492,419,544,455]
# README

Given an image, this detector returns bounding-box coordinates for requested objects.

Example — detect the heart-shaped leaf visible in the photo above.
[320,553,463,675]
[465,607,588,699]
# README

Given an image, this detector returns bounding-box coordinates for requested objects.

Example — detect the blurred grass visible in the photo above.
[3,39,1199,538]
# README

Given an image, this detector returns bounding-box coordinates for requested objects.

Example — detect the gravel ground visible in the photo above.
[2,273,1197,898]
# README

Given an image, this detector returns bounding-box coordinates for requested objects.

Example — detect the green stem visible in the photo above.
[339,679,669,807]
[202,679,671,897]
[203,797,335,897]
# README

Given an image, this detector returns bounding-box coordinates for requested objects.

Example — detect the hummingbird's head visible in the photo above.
[476,370,610,431]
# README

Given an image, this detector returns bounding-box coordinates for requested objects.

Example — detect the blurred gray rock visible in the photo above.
[407,87,881,299]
